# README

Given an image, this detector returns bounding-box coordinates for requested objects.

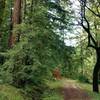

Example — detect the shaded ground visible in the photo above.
[61,87,91,100]
[61,79,91,100]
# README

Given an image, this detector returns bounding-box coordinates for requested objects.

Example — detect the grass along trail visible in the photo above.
[45,78,100,100]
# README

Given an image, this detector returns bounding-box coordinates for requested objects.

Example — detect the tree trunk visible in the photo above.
[93,62,99,92]
[8,0,22,48]
[93,48,100,92]
[12,0,21,25]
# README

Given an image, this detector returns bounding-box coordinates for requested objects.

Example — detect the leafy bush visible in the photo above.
[78,74,89,83]
[0,31,70,99]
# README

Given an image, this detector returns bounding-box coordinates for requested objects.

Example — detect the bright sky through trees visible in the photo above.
[64,0,80,46]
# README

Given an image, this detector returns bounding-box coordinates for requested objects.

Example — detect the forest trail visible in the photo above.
[61,79,91,100]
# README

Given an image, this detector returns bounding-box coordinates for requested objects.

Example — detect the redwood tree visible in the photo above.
[8,0,22,48]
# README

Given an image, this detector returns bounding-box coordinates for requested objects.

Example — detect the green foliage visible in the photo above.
[0,17,73,99]
[0,0,98,99]
[42,89,63,100]
[0,0,5,27]
[78,74,89,83]
[0,84,31,100]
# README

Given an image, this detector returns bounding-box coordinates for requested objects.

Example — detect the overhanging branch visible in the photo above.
[80,0,97,48]
[86,5,100,18]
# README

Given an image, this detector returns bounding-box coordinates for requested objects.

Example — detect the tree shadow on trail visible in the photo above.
[61,87,91,100]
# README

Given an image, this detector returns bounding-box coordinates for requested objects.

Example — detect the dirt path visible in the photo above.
[61,79,91,100]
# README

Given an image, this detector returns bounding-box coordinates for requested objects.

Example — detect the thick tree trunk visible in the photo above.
[93,48,100,92]
[12,0,22,42]
[93,62,99,92]
[8,0,22,48]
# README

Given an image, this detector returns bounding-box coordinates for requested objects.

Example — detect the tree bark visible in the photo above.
[8,0,22,48]
[93,48,100,92]
[12,0,22,42]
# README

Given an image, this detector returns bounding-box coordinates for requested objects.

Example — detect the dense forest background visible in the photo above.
[0,0,100,100]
